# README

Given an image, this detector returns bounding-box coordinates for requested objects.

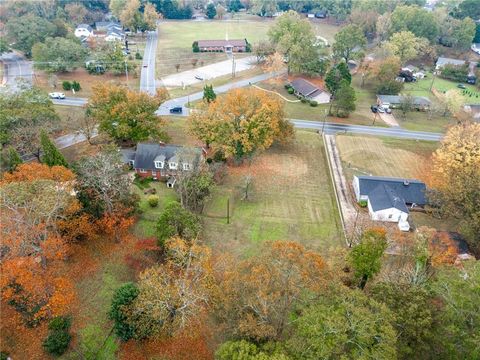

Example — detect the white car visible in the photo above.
[49,92,65,99]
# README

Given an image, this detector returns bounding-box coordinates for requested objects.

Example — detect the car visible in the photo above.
[143,64,148,68]
[384,107,392,114]
[194,75,204,81]
[169,106,183,114]
[370,105,378,113]
[49,92,65,99]
[457,84,466,89]
[377,106,385,113]
[467,75,476,85]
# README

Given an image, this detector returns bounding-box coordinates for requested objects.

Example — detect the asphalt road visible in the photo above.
[0,52,33,90]
[140,30,158,94]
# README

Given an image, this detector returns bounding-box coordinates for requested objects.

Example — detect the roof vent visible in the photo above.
[403,180,410,186]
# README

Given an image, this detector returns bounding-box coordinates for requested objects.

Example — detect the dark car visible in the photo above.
[169,106,183,114]
[457,83,466,89]
[371,105,378,113]
[467,75,476,85]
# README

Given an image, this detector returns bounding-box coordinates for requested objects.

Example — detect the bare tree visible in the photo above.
[241,175,253,201]
[191,58,198,68]
[398,95,414,120]
[175,64,180,72]
[75,110,98,145]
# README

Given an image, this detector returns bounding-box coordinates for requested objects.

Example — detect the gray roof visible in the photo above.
[357,176,427,212]
[197,39,247,47]
[436,57,467,68]
[121,148,135,163]
[377,95,431,106]
[77,23,93,32]
[290,78,327,98]
[96,21,121,30]
[130,143,201,171]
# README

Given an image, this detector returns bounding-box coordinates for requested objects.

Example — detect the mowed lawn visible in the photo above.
[203,130,343,257]
[336,134,438,181]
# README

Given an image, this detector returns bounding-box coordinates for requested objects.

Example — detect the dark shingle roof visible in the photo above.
[291,78,320,97]
[131,143,201,171]
[357,176,427,210]
[368,183,409,212]
[197,39,247,47]
[377,95,431,106]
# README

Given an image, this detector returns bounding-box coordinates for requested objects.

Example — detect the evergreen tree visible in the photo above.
[4,147,23,173]
[334,79,356,117]
[203,84,217,103]
[40,130,68,167]
[206,3,216,19]
[325,62,351,95]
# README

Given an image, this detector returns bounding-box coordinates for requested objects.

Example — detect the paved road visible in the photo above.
[0,52,33,90]
[140,30,158,94]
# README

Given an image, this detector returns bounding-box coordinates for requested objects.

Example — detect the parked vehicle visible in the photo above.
[371,105,378,113]
[194,75,204,81]
[377,106,385,113]
[169,106,183,114]
[384,107,392,114]
[457,83,466,89]
[49,92,65,99]
[467,75,476,85]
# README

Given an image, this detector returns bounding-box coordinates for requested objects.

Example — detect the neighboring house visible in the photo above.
[74,24,94,38]
[95,21,121,31]
[105,28,125,42]
[463,104,480,120]
[377,95,431,110]
[122,143,206,182]
[472,43,480,55]
[290,78,331,104]
[196,39,248,53]
[353,175,427,231]
[435,57,467,70]
[315,10,327,18]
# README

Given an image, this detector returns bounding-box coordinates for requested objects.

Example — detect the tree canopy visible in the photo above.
[389,5,439,42]
[332,24,367,63]
[32,37,88,73]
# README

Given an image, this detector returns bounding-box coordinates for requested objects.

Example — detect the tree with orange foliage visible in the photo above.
[188,88,294,161]
[214,241,327,342]
[88,83,169,143]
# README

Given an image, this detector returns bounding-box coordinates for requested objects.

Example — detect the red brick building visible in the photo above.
[196,39,248,53]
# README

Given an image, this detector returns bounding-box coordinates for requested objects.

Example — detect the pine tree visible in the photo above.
[334,79,356,117]
[203,84,217,103]
[40,130,68,167]
[325,62,351,95]
[4,146,23,172]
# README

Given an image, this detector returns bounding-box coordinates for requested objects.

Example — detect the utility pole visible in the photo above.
[124,60,129,86]
[231,53,236,78]
[429,71,436,92]
[321,109,328,134]
[226,198,230,224]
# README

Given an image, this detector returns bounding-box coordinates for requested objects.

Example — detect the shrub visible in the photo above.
[287,87,294,94]
[71,81,81,92]
[284,84,291,90]
[309,100,318,107]
[192,41,200,53]
[359,200,368,208]
[135,52,142,60]
[48,316,71,331]
[300,97,307,103]
[440,64,469,82]
[62,81,71,91]
[43,316,72,356]
[147,195,159,207]
[156,202,201,247]
[109,283,139,341]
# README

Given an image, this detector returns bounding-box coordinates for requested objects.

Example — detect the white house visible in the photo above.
[353,176,427,231]
[290,78,331,104]
[105,29,125,42]
[74,24,94,38]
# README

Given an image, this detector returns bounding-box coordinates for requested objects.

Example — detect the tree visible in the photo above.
[228,0,243,12]
[206,3,216,19]
[88,83,169,143]
[452,0,480,20]
[389,5,439,42]
[347,228,388,289]
[325,61,351,95]
[109,283,139,341]
[143,2,159,31]
[252,0,278,17]
[288,287,397,360]
[75,146,134,217]
[385,31,424,62]
[214,241,326,341]
[109,0,127,18]
[332,24,367,63]
[32,36,88,73]
[371,283,435,359]
[5,14,56,56]
[64,2,89,24]
[437,8,476,50]
[398,94,414,119]
[369,56,404,95]
[349,8,380,39]
[216,340,287,359]
[253,40,275,63]
[2,147,23,173]
[75,110,98,145]
[0,38,10,55]
[40,130,68,167]
[203,84,216,103]
[125,238,213,339]
[42,316,72,356]
[215,4,226,19]
[441,89,464,117]
[120,0,143,32]
[156,202,201,247]
[426,123,480,254]
[188,88,293,161]
[268,10,318,74]
[263,52,286,79]
[333,79,356,117]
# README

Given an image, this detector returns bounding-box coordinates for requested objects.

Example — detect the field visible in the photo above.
[202,131,343,256]
[336,134,438,181]
[156,19,340,78]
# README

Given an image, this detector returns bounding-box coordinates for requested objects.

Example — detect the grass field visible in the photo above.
[336,134,438,181]
[202,130,343,257]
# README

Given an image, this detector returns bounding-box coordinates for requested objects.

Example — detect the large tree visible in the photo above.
[332,24,367,63]
[156,202,201,247]
[32,37,89,73]
[40,130,68,167]
[268,10,318,74]
[88,83,169,143]
[389,5,439,42]
[385,31,426,62]
[426,123,480,254]
[188,88,293,161]
[333,79,356,117]
[368,56,404,95]
[325,61,351,95]
[214,241,327,342]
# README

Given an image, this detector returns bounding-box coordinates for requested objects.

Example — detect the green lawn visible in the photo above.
[202,131,343,257]
[393,109,455,132]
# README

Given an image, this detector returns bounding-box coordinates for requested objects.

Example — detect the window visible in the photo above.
[154,161,164,169]
[139,169,147,173]
[183,163,190,171]
[151,171,157,178]
[388,214,393,219]
[169,162,178,170]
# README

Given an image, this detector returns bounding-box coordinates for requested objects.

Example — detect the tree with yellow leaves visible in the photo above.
[188,88,294,161]
[427,122,480,254]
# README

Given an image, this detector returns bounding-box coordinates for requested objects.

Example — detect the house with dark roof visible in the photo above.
[353,175,427,231]
[290,78,331,104]
[435,57,467,70]
[121,143,206,183]
[74,24,94,38]
[377,94,431,110]
[196,39,248,53]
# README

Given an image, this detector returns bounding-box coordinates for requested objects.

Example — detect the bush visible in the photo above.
[284,84,291,90]
[156,202,201,247]
[439,64,469,82]
[109,283,139,341]
[287,87,294,94]
[71,81,81,92]
[300,97,307,103]
[359,200,368,208]
[309,100,318,107]
[147,195,159,207]
[62,81,71,91]
[135,52,142,60]
[43,316,72,356]
[48,316,71,331]
[192,41,200,53]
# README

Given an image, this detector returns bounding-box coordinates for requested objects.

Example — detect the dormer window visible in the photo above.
[183,163,190,171]
[169,162,178,170]
[154,161,164,169]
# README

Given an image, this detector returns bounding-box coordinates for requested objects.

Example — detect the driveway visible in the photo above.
[378,112,400,127]
[160,56,257,88]
[0,52,33,90]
